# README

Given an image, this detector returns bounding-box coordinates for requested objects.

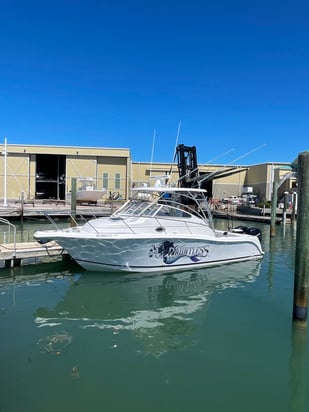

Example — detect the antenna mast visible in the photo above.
[149,129,156,184]
[168,121,182,182]
[3,137,7,207]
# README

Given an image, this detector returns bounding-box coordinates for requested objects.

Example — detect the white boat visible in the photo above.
[34,186,264,273]
[67,178,106,204]
[76,188,106,203]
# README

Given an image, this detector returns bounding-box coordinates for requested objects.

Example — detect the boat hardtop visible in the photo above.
[131,186,207,193]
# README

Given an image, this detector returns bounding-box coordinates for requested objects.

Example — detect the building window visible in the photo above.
[115,173,121,190]
[102,172,109,189]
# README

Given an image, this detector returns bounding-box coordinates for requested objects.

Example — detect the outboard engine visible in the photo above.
[234,225,262,240]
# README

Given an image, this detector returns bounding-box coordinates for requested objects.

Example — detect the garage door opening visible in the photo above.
[36,154,66,200]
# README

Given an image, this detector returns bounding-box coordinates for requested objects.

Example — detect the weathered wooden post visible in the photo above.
[291,192,297,223]
[292,151,309,325]
[70,177,77,227]
[270,181,278,237]
[282,191,288,225]
[20,191,24,229]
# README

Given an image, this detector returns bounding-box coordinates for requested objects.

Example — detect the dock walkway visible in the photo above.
[212,210,284,224]
[0,241,67,268]
[0,199,121,219]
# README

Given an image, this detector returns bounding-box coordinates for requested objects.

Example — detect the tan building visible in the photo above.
[131,160,294,203]
[0,144,131,201]
[0,143,295,203]
[245,162,297,202]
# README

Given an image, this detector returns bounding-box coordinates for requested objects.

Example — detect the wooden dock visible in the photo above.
[0,199,121,219]
[0,241,67,268]
[212,210,284,224]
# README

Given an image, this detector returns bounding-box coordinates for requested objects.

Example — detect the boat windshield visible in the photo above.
[113,188,213,227]
[114,199,193,218]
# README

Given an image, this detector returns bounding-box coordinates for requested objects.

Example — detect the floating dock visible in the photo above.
[0,241,67,268]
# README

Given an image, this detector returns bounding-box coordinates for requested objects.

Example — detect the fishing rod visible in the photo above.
[226,143,268,165]
[204,147,236,165]
[198,143,268,185]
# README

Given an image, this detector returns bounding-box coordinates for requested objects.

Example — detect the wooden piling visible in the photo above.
[282,191,288,225]
[292,151,309,325]
[270,181,278,237]
[70,177,77,227]
[291,192,297,223]
[20,191,24,229]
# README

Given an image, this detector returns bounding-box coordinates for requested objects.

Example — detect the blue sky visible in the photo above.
[1,0,308,165]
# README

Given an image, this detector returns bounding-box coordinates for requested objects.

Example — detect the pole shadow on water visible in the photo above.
[288,325,308,412]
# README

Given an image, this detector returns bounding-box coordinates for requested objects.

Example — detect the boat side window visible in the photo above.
[156,205,171,216]
[179,210,191,218]
[172,208,192,218]
[155,205,191,218]
[142,204,159,216]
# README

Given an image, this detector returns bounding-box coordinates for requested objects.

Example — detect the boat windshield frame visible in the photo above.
[113,187,214,228]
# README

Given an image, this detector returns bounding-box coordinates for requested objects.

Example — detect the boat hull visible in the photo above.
[76,190,106,202]
[37,234,263,273]
[66,189,106,203]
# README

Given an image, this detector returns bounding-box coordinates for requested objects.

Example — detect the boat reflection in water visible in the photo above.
[33,260,261,357]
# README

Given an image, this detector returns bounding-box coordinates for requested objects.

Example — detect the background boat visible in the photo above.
[67,177,106,204]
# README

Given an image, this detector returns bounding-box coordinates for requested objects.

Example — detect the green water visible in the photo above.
[0,221,308,412]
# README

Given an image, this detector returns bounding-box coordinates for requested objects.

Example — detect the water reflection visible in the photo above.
[0,261,75,299]
[289,324,308,412]
[21,260,262,357]
[1,220,305,411]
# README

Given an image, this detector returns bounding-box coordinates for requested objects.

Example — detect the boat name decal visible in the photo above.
[149,241,209,264]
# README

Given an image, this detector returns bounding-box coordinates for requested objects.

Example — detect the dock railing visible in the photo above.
[0,217,17,258]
